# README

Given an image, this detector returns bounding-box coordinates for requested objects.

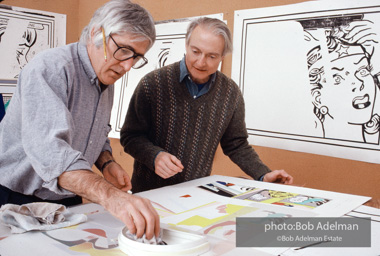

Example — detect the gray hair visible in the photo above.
[185,17,232,56]
[80,0,156,50]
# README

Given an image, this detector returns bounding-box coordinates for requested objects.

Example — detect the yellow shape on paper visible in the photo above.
[174,204,257,228]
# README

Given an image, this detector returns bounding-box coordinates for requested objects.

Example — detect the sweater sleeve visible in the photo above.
[120,76,164,171]
[219,92,271,180]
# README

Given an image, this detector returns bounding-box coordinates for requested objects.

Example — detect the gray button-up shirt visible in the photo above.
[0,42,114,200]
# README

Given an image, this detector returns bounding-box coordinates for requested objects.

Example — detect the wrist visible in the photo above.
[101,159,116,173]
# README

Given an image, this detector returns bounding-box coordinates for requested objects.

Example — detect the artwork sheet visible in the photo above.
[0,176,373,256]
[138,175,370,255]
[0,203,233,256]
[0,5,66,105]
[108,13,224,138]
[139,175,370,218]
[231,0,380,164]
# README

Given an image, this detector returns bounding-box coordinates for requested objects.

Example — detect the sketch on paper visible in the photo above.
[301,15,380,144]
[154,200,299,241]
[231,0,380,164]
[0,5,66,102]
[109,14,224,138]
[199,181,330,210]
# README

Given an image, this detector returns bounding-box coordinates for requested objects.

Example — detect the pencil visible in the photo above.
[102,27,107,61]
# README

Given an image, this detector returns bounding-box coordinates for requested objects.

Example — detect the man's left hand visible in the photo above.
[263,170,293,185]
[103,162,132,192]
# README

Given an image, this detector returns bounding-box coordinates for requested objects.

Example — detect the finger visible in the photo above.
[123,211,137,236]
[166,161,183,174]
[120,177,132,192]
[155,167,171,179]
[159,162,180,178]
[124,176,132,191]
[170,155,184,170]
[143,207,158,240]
[138,198,158,240]
[130,210,146,238]
[117,173,126,187]
[150,204,161,238]
[285,175,294,185]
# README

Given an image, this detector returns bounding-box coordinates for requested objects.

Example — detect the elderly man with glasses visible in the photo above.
[0,0,160,239]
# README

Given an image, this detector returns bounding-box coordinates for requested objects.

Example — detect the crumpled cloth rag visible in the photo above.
[0,202,87,233]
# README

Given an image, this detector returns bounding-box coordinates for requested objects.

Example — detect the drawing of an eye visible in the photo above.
[333,74,344,85]
[357,67,370,77]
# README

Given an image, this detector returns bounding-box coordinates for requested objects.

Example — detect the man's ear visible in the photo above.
[90,27,102,42]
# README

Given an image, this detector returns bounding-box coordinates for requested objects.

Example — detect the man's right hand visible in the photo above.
[104,192,160,239]
[154,151,184,179]
[58,170,160,239]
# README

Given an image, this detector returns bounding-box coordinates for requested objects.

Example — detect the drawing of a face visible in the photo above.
[319,54,376,124]
[185,25,224,84]
[304,19,379,142]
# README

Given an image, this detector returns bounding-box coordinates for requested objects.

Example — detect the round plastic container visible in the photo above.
[118,227,210,256]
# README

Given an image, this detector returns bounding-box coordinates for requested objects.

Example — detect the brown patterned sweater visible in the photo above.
[120,61,271,192]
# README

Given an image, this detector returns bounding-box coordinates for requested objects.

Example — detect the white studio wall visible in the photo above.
[231,0,380,164]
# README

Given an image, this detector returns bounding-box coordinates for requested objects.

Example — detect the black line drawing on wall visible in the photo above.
[0,5,66,98]
[232,1,380,163]
[1,20,48,78]
[300,15,380,144]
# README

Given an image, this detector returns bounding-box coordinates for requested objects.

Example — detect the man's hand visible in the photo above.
[103,161,132,192]
[154,152,184,179]
[263,170,293,184]
[105,192,160,239]
[58,170,160,239]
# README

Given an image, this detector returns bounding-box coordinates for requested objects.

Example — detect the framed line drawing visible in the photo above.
[231,0,380,164]
[0,5,66,101]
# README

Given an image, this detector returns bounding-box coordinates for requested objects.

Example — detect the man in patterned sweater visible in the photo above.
[121,17,293,193]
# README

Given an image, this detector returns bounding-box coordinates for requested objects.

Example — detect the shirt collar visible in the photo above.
[179,56,217,85]
[78,42,98,86]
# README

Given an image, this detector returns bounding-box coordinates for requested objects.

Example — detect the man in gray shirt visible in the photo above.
[0,0,159,239]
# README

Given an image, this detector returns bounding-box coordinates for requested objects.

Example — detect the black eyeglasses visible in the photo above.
[108,34,148,69]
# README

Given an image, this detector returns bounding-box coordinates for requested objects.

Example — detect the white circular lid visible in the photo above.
[118,227,210,256]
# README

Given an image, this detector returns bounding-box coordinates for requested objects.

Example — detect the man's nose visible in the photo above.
[198,55,207,66]
[119,58,134,72]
